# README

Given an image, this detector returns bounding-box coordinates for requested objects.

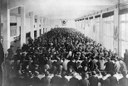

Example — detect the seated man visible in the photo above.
[79,73,90,86]
[60,71,68,86]
[88,71,99,86]
[50,71,61,86]
[119,71,128,86]
[68,73,79,86]
[41,71,51,86]
[108,71,118,86]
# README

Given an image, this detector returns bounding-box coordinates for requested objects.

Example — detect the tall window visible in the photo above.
[10,23,17,37]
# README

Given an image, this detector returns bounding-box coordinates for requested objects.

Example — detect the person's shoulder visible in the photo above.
[109,76,117,80]
[119,77,128,81]
[42,76,49,81]
[54,75,61,79]
[92,76,98,80]
[81,78,89,82]
[61,77,68,82]
[70,77,79,81]
[119,77,128,85]
[63,77,68,80]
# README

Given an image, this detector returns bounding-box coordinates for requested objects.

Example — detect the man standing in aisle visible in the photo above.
[124,49,128,70]
[0,42,4,86]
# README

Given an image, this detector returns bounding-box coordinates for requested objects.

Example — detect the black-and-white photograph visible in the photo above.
[0,0,128,86]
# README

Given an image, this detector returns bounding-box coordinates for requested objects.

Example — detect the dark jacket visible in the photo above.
[79,78,90,86]
[68,77,79,86]
[119,77,128,86]
[89,75,99,86]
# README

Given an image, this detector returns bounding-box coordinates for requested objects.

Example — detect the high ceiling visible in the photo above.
[9,0,125,19]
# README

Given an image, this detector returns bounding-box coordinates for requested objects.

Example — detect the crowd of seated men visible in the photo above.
[6,28,128,86]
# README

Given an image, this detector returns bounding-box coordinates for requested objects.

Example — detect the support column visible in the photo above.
[93,16,96,41]
[40,17,43,34]
[84,19,86,36]
[30,12,34,39]
[37,16,40,37]
[77,21,78,29]
[1,0,10,53]
[99,13,103,45]
[114,5,120,56]
[86,17,90,37]
[84,18,87,36]
[20,6,26,47]
[87,18,90,38]
[1,1,11,86]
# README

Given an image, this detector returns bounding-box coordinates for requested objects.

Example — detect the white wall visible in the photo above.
[75,15,115,53]
[25,16,31,33]
[120,13,128,57]
[10,15,21,42]
[102,16,114,51]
